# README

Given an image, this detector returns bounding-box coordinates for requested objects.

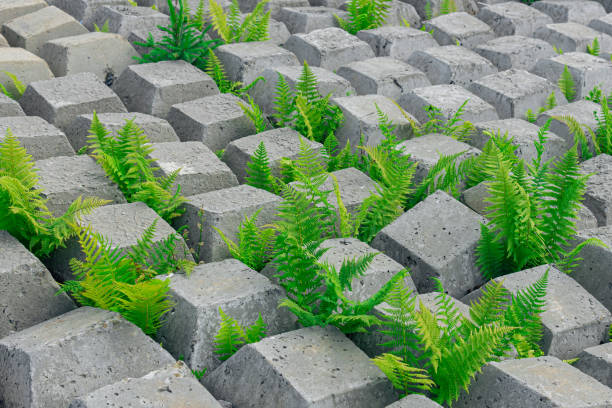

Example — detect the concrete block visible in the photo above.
[1,6,88,56]
[594,0,612,12]
[398,84,499,125]
[204,326,396,408]
[47,0,131,26]
[455,356,612,407]
[589,12,612,37]
[337,57,431,100]
[174,184,281,262]
[580,153,612,226]
[0,48,53,98]
[371,190,487,297]
[356,26,439,62]
[240,0,309,19]
[0,33,7,47]
[409,0,479,19]
[407,45,498,87]
[157,259,297,372]
[382,0,421,28]
[284,27,375,71]
[69,361,224,408]
[534,22,612,60]
[167,93,257,151]
[474,35,556,71]
[0,307,176,408]
[423,12,495,50]
[574,342,612,388]
[536,100,603,148]
[150,141,239,196]
[39,32,139,82]
[319,167,378,215]
[128,26,166,55]
[223,127,323,183]
[113,60,219,119]
[386,395,443,408]
[0,116,75,160]
[87,4,170,37]
[0,93,24,117]
[0,0,47,27]
[19,72,127,133]
[277,6,346,33]
[0,231,75,339]
[477,1,553,36]
[533,0,607,25]
[35,154,126,217]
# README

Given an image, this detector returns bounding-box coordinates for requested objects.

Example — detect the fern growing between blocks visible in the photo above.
[214,308,267,360]
[209,0,270,43]
[335,0,392,35]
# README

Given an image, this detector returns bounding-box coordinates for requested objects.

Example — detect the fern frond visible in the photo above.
[558,65,576,102]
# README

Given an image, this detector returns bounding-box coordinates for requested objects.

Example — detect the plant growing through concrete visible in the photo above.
[335,0,391,35]
[558,65,576,102]
[205,50,263,96]
[245,142,275,192]
[214,308,267,360]
[0,71,25,100]
[209,0,271,43]
[525,91,557,123]
[0,130,108,257]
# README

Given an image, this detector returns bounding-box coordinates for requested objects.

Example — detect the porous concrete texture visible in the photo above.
[319,167,378,215]
[0,0,47,27]
[409,0,479,19]
[532,0,607,25]
[536,100,603,148]
[579,154,612,226]
[47,0,132,27]
[534,22,612,60]
[423,12,496,50]
[277,6,346,33]
[589,12,612,36]
[157,259,297,372]
[386,395,443,408]
[0,47,53,97]
[0,93,24,117]
[477,1,554,37]
[0,116,75,160]
[474,35,556,72]
[87,4,170,37]
[356,26,440,62]
[574,342,612,388]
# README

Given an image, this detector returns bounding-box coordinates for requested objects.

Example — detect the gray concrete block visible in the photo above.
[589,12,612,37]
[536,100,603,148]
[216,42,300,85]
[65,112,180,153]
[87,5,170,37]
[39,32,139,82]
[35,154,126,217]
[477,1,553,37]
[69,361,224,408]
[150,141,239,196]
[337,57,431,100]
[594,0,612,12]
[113,60,219,119]
[157,259,297,372]
[0,0,47,27]
[398,84,499,125]
[204,326,396,408]
[0,116,75,160]
[534,22,612,60]
[455,356,612,407]
[223,127,323,183]
[0,32,7,47]
[533,52,612,102]
[356,26,439,62]
[0,48,53,98]
[574,342,612,388]
[174,184,281,262]
[0,307,176,408]
[386,395,442,408]
[332,94,417,149]
[533,0,607,25]
[240,0,309,19]
[318,167,378,215]
[284,27,375,71]
[469,69,567,120]
[462,265,612,359]
[47,0,131,26]
[382,0,421,28]
[473,35,556,72]
[371,190,487,297]
[580,154,612,226]
[1,6,88,56]
[167,93,257,152]
[424,12,495,50]
[0,231,75,339]
[19,72,127,133]
[277,6,346,33]
[407,45,498,87]
[128,26,166,55]
[0,93,24,117]
[409,0,479,19]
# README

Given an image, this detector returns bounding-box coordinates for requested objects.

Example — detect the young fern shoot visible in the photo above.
[214,308,267,360]
[209,0,270,43]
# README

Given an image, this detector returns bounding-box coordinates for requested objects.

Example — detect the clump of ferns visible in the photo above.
[208,0,271,43]
[0,71,25,100]
[335,0,392,35]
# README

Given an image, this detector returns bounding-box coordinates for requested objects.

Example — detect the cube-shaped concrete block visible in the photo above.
[88,5,170,37]
[167,94,257,151]
[268,18,292,46]
[455,356,612,407]
[469,69,567,120]
[39,32,139,82]
[397,133,482,185]
[1,6,88,56]
[35,155,126,217]
[533,52,612,101]
[381,0,421,28]
[0,93,24,117]
[533,0,607,25]
[580,154,612,226]
[157,259,297,372]
[473,118,566,163]
[386,395,443,408]
[356,26,439,62]
[332,94,417,149]
[0,33,7,47]
[113,60,220,119]
[407,45,498,87]
[424,12,495,50]
[371,190,487,297]
[574,342,612,388]
[223,127,323,183]
[0,307,176,408]
[69,361,224,408]
[477,2,553,37]
[175,184,282,262]
[589,13,612,37]
[65,112,180,153]
[19,72,128,132]
[0,48,53,98]
[216,42,299,85]
[0,231,75,339]
[462,265,612,359]
[240,0,309,19]
[0,0,47,27]
[285,27,375,71]
[398,84,499,125]
[319,167,378,215]
[251,65,354,115]
[277,6,345,33]
[48,0,131,26]
[536,100,603,148]
[337,57,431,100]
[0,116,75,160]
[474,35,556,72]
[128,26,166,55]
[204,326,397,408]
[534,22,612,60]
[150,141,239,196]
[409,0,479,19]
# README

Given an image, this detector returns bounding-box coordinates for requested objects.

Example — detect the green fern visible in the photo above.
[0,71,26,100]
[208,0,270,43]
[558,65,576,102]
[244,141,275,192]
[204,50,263,96]
[214,308,267,360]
[335,0,392,35]
[94,20,110,32]
[586,37,600,56]
[439,0,457,15]
[237,95,267,133]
